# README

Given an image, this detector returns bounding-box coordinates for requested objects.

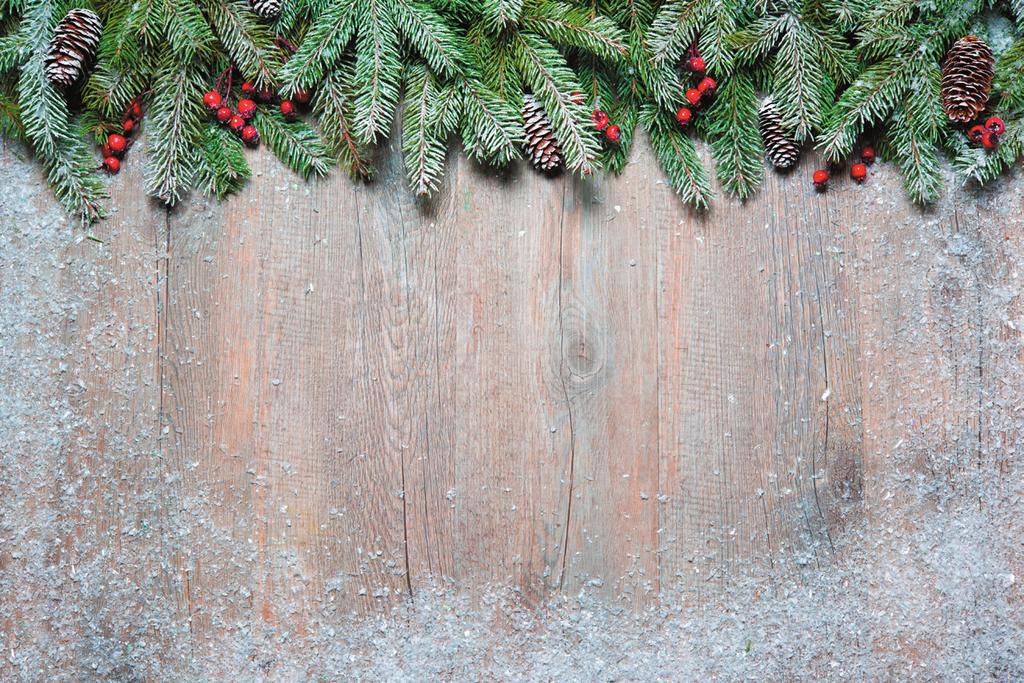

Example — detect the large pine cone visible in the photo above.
[45,9,102,88]
[941,35,994,123]
[758,98,799,171]
[523,94,562,172]
[251,0,282,20]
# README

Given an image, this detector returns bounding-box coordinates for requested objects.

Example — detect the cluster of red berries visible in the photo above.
[675,53,716,129]
[590,109,621,143]
[967,116,1005,150]
[100,96,144,174]
[202,77,311,148]
[812,147,875,191]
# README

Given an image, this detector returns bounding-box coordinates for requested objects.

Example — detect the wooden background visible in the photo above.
[3,134,1019,676]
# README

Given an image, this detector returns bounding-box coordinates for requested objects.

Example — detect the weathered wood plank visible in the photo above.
[555,168,661,606]
[656,155,853,602]
[0,146,187,679]
[444,158,573,595]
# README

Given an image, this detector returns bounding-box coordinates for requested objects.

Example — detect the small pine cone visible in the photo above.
[758,98,799,171]
[941,35,994,123]
[250,0,282,20]
[45,9,102,88]
[523,94,562,172]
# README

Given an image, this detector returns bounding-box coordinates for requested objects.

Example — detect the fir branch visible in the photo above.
[402,63,450,196]
[314,64,374,177]
[953,119,1024,185]
[353,0,402,143]
[513,32,598,174]
[392,0,464,78]
[642,103,711,209]
[466,23,521,101]
[278,0,358,96]
[817,57,909,163]
[194,123,251,198]
[145,56,207,204]
[458,75,522,165]
[255,110,335,179]
[480,0,523,32]
[132,0,168,47]
[887,104,942,204]
[770,18,833,141]
[164,0,214,63]
[521,2,629,64]
[700,71,762,199]
[0,86,23,141]
[16,0,106,222]
[205,0,282,89]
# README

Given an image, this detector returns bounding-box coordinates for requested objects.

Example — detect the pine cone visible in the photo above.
[45,9,102,88]
[250,0,282,20]
[941,35,994,123]
[758,98,799,171]
[522,94,562,172]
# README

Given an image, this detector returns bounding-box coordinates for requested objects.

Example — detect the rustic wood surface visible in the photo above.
[2,136,1020,678]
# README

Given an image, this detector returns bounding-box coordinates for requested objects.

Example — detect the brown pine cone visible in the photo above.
[758,98,800,171]
[941,35,994,123]
[45,9,102,88]
[522,94,562,172]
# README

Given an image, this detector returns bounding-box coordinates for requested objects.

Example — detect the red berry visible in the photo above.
[813,169,829,189]
[968,125,987,142]
[861,146,876,164]
[981,131,999,149]
[216,106,233,124]
[675,106,693,127]
[688,56,706,73]
[122,118,135,134]
[241,125,260,147]
[685,88,702,106]
[107,133,127,155]
[237,98,257,119]
[103,156,120,174]
[228,114,245,133]
[605,124,621,143]
[850,163,867,182]
[294,89,312,105]
[985,116,1005,135]
[241,82,256,96]
[129,100,143,118]
[280,99,296,118]
[100,143,112,158]
[257,88,274,104]
[697,77,716,94]
[202,90,222,110]
[592,110,609,131]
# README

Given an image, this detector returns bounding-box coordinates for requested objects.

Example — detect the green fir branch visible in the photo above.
[393,0,464,78]
[194,123,251,198]
[255,110,335,179]
[145,56,207,204]
[642,103,711,209]
[458,75,522,165]
[700,71,762,200]
[278,0,358,96]
[353,0,402,143]
[402,63,451,196]
[513,32,598,174]
[314,64,375,178]
[521,2,629,63]
[480,0,523,32]
[205,0,282,89]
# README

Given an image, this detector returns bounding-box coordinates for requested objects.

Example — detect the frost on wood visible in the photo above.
[0,146,1022,681]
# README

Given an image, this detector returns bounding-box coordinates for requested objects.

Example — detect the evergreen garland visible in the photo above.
[2,0,1024,222]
